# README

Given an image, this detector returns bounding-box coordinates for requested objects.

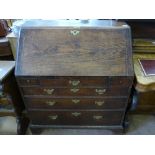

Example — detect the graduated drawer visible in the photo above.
[28,110,124,126]
[24,97,127,110]
[17,77,132,87]
[21,87,129,97]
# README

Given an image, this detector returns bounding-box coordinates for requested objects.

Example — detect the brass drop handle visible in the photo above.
[95,101,105,106]
[69,80,80,86]
[70,30,80,36]
[95,89,106,95]
[70,88,79,93]
[72,112,81,117]
[93,115,103,120]
[46,101,56,106]
[72,99,80,104]
[48,115,58,120]
[43,88,54,95]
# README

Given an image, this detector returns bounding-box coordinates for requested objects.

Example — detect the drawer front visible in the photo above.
[18,77,108,87]
[17,77,132,87]
[40,77,108,87]
[21,87,129,97]
[25,97,127,110]
[28,110,124,126]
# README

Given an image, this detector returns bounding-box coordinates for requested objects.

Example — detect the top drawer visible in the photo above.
[17,77,108,87]
[17,77,132,88]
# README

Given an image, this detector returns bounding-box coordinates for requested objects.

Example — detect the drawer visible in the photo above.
[18,77,108,87]
[28,110,124,126]
[18,77,133,87]
[25,97,127,110]
[22,87,129,97]
[39,77,108,87]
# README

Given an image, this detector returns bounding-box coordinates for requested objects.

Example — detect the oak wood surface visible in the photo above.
[28,110,123,126]
[15,20,133,76]
[24,97,127,110]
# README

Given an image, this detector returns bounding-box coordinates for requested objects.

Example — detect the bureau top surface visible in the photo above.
[15,20,133,76]
[0,61,15,82]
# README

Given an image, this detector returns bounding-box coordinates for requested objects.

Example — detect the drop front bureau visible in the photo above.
[15,20,134,134]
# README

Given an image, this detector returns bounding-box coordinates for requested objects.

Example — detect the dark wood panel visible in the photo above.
[21,87,129,97]
[126,21,155,39]
[15,21,133,76]
[24,97,127,110]
[17,77,108,87]
[18,78,39,86]
[0,38,12,57]
[17,76,132,87]
[109,77,133,87]
[28,110,123,126]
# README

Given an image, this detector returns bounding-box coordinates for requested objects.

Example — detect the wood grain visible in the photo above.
[15,21,133,76]
[28,110,124,126]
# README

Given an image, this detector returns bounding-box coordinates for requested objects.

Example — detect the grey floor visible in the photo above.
[0,114,155,135]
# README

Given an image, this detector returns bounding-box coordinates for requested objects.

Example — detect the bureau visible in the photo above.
[15,20,134,134]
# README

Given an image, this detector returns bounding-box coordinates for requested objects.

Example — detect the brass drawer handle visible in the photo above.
[43,88,54,95]
[93,115,103,120]
[72,99,80,104]
[69,80,80,86]
[95,89,106,95]
[70,30,80,36]
[48,115,58,120]
[70,88,79,93]
[72,112,81,117]
[95,101,105,106]
[46,101,56,106]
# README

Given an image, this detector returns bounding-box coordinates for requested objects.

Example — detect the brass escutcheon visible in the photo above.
[95,101,105,106]
[70,30,80,36]
[43,88,54,95]
[93,115,103,120]
[46,101,56,106]
[48,115,58,120]
[95,89,106,95]
[69,80,80,86]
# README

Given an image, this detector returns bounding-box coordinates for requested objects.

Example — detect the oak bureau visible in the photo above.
[15,20,134,134]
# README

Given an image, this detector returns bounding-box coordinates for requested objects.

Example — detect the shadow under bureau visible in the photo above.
[15,20,134,134]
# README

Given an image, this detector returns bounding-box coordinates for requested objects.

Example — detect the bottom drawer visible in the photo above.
[28,111,124,126]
